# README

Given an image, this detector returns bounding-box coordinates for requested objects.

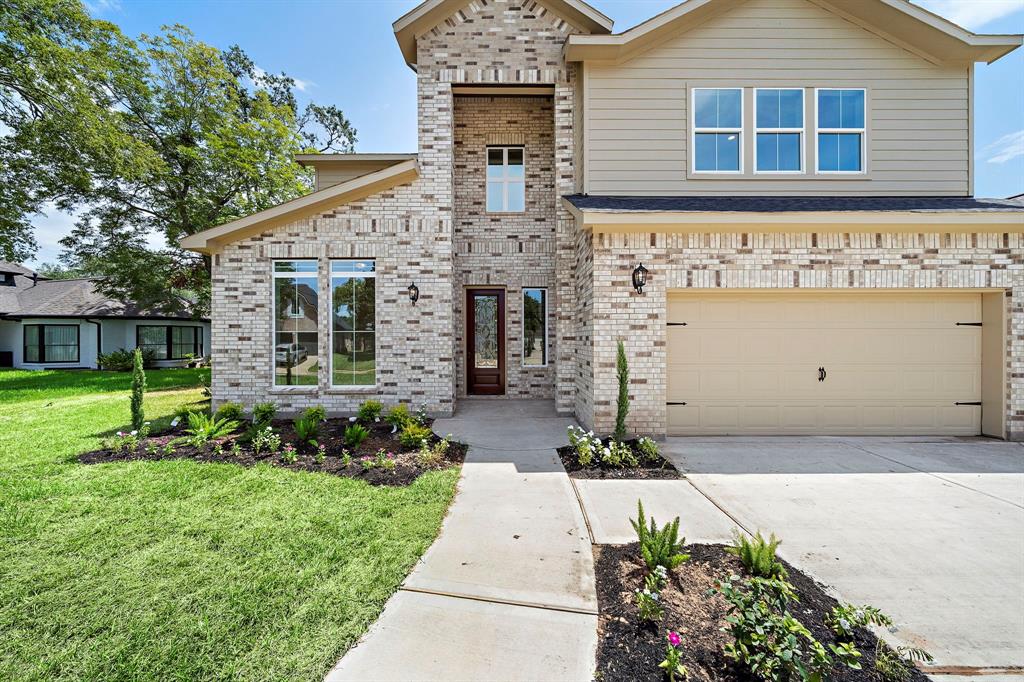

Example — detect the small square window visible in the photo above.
[486,146,526,212]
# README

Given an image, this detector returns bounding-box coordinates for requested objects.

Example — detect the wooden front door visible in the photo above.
[466,289,505,395]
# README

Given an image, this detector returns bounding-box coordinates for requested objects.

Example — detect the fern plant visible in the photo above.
[292,414,321,448]
[874,641,933,682]
[185,412,239,446]
[344,423,369,448]
[630,499,690,571]
[827,603,893,640]
[727,530,788,579]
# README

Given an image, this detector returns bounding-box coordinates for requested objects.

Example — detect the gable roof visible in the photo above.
[565,0,1022,65]
[393,0,613,68]
[0,274,203,320]
[180,159,419,254]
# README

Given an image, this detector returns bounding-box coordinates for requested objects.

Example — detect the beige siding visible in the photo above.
[583,0,970,195]
[315,161,406,191]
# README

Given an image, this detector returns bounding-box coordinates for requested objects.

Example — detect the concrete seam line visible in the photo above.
[846,442,1024,511]
[567,476,596,545]
[924,666,1024,676]
[398,586,599,616]
[680,475,755,538]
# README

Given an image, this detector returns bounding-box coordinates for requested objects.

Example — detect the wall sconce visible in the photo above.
[408,282,420,305]
[631,263,649,294]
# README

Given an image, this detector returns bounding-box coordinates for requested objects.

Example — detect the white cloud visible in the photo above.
[252,66,315,93]
[83,0,122,15]
[981,129,1024,164]
[913,0,1024,31]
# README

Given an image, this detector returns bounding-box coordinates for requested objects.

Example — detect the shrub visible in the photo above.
[399,422,432,448]
[130,348,146,431]
[417,436,450,468]
[98,348,159,371]
[874,641,933,682]
[636,436,660,462]
[660,632,688,682]
[252,402,277,426]
[344,423,369,449]
[603,440,639,468]
[185,412,240,446]
[630,499,690,571]
[357,400,383,423]
[292,414,321,448]
[827,603,893,640]
[303,405,327,424]
[214,401,244,422]
[567,425,600,467]
[727,530,788,579]
[384,404,412,430]
[614,339,629,441]
[716,575,862,681]
[252,426,281,456]
[375,448,397,471]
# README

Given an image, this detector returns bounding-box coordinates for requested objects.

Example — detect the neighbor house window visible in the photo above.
[273,260,319,386]
[24,324,79,363]
[486,146,525,212]
[755,88,803,172]
[136,325,203,360]
[522,288,547,367]
[817,88,865,173]
[331,260,375,386]
[692,88,742,172]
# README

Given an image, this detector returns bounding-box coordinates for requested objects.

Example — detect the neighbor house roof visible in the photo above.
[565,0,1023,64]
[180,159,419,254]
[393,0,613,68]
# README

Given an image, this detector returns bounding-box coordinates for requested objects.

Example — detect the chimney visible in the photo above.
[31,273,37,286]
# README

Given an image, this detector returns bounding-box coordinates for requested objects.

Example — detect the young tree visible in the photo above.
[130,347,146,430]
[615,339,629,442]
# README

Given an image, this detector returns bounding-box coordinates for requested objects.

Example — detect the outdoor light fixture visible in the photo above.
[408,282,420,305]
[631,263,649,294]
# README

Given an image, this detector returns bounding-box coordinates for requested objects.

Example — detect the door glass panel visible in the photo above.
[474,295,498,369]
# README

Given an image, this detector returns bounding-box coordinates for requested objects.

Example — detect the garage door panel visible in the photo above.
[667,292,982,436]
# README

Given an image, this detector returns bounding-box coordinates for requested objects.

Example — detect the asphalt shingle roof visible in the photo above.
[564,195,1024,213]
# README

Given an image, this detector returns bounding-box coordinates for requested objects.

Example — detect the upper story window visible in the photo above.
[692,88,742,173]
[486,146,525,212]
[816,88,865,173]
[273,260,319,387]
[331,260,376,387]
[755,89,804,173]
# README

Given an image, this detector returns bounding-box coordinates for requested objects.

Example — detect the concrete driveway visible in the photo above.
[659,437,1024,672]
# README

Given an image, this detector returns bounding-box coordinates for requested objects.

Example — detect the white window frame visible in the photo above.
[690,87,744,175]
[486,146,526,213]
[753,88,805,174]
[521,287,548,368]
[329,259,377,388]
[272,259,319,389]
[814,87,867,175]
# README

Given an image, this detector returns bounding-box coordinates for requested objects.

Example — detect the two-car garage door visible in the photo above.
[666,292,982,436]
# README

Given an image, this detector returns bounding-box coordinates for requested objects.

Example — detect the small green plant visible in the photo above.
[614,339,629,441]
[184,412,240,446]
[252,402,277,426]
[357,400,383,423]
[130,347,146,431]
[874,641,933,682]
[417,436,450,468]
[567,425,600,467]
[214,402,244,422]
[108,426,148,454]
[344,423,370,449]
[377,449,397,471]
[162,442,176,456]
[636,436,660,462]
[315,444,326,464]
[230,441,242,457]
[634,566,668,623]
[292,414,321,448]
[252,426,281,456]
[303,405,327,423]
[341,449,352,467]
[281,444,297,464]
[399,422,432,448]
[827,603,893,640]
[145,441,159,456]
[630,499,690,571]
[384,404,412,430]
[359,455,376,470]
[415,403,429,425]
[603,440,639,468]
[727,530,788,579]
[660,631,688,682]
[212,443,224,457]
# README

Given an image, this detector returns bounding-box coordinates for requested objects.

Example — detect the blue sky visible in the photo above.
[28,0,1024,267]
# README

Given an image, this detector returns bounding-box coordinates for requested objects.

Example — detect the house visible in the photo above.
[180,0,1024,440]
[0,262,211,370]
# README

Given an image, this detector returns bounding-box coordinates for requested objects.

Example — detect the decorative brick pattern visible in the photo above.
[582,231,1024,440]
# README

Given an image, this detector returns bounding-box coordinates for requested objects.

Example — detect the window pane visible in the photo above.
[474,295,499,369]
[693,89,717,128]
[716,133,740,171]
[523,289,546,366]
[818,133,839,171]
[331,262,375,386]
[353,277,376,331]
[171,326,196,359]
[486,181,504,211]
[274,260,317,273]
[331,260,375,274]
[44,325,78,362]
[818,90,841,129]
[695,133,717,171]
[487,148,503,166]
[777,133,800,171]
[756,89,780,128]
[718,89,741,128]
[757,133,778,171]
[841,90,864,128]
[350,332,375,385]
[24,326,40,362]
[838,133,862,171]
[275,274,318,386]
[779,89,803,128]
[507,182,525,212]
[507,147,523,167]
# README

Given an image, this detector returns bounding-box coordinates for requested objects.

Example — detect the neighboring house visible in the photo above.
[0,262,210,370]
[181,0,1024,440]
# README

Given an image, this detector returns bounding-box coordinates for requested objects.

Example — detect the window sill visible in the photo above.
[325,386,379,394]
[685,172,872,181]
[270,386,318,393]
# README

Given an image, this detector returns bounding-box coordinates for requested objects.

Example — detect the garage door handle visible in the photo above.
[954,401,981,406]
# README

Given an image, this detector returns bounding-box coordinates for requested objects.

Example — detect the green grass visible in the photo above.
[0,369,459,681]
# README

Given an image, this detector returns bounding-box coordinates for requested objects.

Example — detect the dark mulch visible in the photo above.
[79,418,467,487]
[594,543,930,682]
[558,438,680,480]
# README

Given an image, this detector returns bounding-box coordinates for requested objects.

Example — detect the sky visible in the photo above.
[26,0,1024,268]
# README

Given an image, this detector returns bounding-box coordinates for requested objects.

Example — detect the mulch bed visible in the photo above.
[594,543,929,682]
[557,438,681,480]
[79,418,467,487]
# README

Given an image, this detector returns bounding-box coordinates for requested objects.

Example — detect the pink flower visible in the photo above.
[667,631,681,647]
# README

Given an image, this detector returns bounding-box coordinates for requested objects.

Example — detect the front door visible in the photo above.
[466,289,505,395]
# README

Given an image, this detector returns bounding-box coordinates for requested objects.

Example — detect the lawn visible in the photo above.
[0,369,459,681]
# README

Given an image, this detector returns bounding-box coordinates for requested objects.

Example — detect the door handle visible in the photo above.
[818,367,827,382]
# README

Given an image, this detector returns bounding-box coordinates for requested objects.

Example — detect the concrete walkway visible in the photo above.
[326,400,597,681]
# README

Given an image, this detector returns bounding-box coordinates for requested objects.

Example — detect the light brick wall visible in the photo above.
[583,231,1024,440]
